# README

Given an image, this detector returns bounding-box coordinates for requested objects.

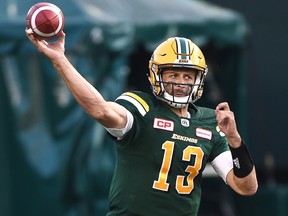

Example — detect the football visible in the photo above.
[26,2,64,40]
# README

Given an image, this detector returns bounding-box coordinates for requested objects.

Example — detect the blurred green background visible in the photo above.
[1,0,287,216]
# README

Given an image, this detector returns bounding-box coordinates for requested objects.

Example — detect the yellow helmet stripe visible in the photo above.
[116,92,149,116]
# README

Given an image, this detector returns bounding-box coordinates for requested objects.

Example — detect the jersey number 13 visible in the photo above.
[153,141,204,194]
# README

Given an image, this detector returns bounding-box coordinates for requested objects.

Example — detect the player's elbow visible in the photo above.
[242,185,258,196]
[246,181,258,196]
[237,180,258,196]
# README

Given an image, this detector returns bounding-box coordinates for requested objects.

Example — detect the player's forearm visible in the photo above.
[51,55,107,118]
[227,140,258,195]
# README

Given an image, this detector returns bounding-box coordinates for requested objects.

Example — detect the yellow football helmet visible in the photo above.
[148,37,208,108]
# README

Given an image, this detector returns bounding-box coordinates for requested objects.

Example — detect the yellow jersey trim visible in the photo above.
[123,92,150,112]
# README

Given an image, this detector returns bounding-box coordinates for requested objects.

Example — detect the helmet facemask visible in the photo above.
[149,66,207,108]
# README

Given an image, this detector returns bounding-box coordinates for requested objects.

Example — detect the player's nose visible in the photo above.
[175,76,188,85]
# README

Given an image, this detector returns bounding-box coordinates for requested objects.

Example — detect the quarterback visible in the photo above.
[26,29,258,216]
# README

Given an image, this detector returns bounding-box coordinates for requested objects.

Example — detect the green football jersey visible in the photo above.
[107,91,229,216]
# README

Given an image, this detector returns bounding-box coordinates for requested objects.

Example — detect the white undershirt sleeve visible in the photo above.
[210,150,233,183]
[104,109,134,139]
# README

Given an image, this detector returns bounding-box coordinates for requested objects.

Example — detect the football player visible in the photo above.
[26,30,258,216]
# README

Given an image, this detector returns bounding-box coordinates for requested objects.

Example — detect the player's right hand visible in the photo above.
[25,28,66,61]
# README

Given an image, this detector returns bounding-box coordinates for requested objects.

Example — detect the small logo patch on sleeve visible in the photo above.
[153,118,174,132]
[196,128,212,140]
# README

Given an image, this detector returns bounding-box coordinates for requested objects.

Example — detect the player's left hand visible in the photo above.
[215,102,241,147]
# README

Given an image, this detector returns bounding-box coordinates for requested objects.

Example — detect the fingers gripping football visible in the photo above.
[26,28,65,61]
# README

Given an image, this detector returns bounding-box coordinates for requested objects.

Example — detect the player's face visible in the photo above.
[161,69,196,97]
